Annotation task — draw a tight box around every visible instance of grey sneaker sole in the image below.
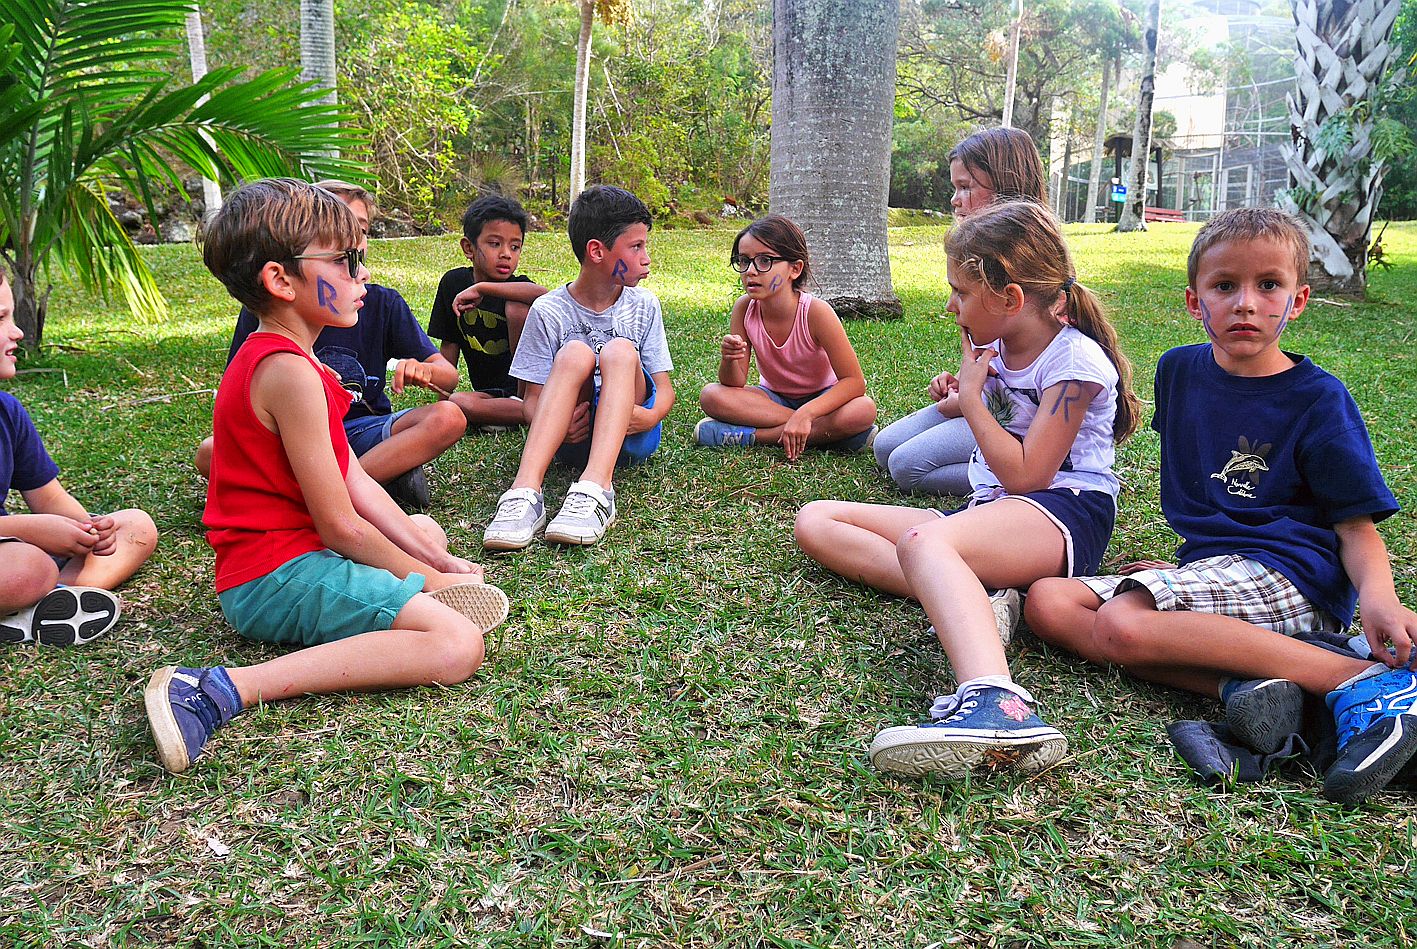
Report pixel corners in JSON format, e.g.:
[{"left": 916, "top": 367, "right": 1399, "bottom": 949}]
[
  {"left": 869, "top": 725, "right": 1068, "bottom": 779},
  {"left": 1225, "top": 678, "right": 1304, "bottom": 754},
  {"left": 990, "top": 588, "right": 1021, "bottom": 646},
  {"left": 144, "top": 666, "right": 192, "bottom": 774},
  {"left": 431, "top": 582, "right": 510, "bottom": 634},
  {"left": 545, "top": 513, "right": 616, "bottom": 546},
  {"left": 482, "top": 510, "right": 547, "bottom": 551},
  {"left": 7, "top": 587, "right": 122, "bottom": 647}
]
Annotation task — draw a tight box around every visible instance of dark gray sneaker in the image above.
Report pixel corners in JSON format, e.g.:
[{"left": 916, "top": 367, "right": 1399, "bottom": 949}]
[
  {"left": 1222, "top": 677, "right": 1305, "bottom": 754},
  {"left": 483, "top": 488, "right": 546, "bottom": 551},
  {"left": 384, "top": 464, "right": 431, "bottom": 512}
]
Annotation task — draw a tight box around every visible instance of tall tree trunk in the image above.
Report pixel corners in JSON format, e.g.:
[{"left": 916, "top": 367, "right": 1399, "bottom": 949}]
[
  {"left": 570, "top": 0, "right": 595, "bottom": 202},
  {"left": 1002, "top": 0, "right": 1023, "bottom": 128},
  {"left": 300, "top": 0, "right": 338, "bottom": 101},
  {"left": 184, "top": 8, "right": 222, "bottom": 217},
  {"left": 1116, "top": 0, "right": 1160, "bottom": 232},
  {"left": 770, "top": 0, "right": 900, "bottom": 319},
  {"left": 1280, "top": 0, "right": 1402, "bottom": 295},
  {"left": 1084, "top": 56, "right": 1112, "bottom": 225},
  {"left": 1056, "top": 107, "right": 1074, "bottom": 220}
]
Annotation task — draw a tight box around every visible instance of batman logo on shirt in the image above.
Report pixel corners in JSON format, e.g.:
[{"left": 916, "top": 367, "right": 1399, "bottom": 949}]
[{"left": 1210, "top": 435, "right": 1271, "bottom": 499}]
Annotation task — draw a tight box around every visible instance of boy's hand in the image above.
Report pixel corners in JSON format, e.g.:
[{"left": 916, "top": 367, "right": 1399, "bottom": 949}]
[
  {"left": 1119, "top": 559, "right": 1176, "bottom": 573},
  {"left": 956, "top": 329, "right": 996, "bottom": 398},
  {"left": 927, "top": 370, "right": 959, "bottom": 403},
  {"left": 782, "top": 408, "right": 813, "bottom": 462},
  {"left": 452, "top": 285, "right": 483, "bottom": 315},
  {"left": 390, "top": 358, "right": 433, "bottom": 394},
  {"left": 424, "top": 564, "right": 486, "bottom": 590},
  {"left": 1360, "top": 600, "right": 1417, "bottom": 668},
  {"left": 565, "top": 401, "right": 592, "bottom": 444},
  {"left": 88, "top": 514, "right": 119, "bottom": 557},
  {"left": 720, "top": 334, "right": 749, "bottom": 362},
  {"left": 26, "top": 514, "right": 101, "bottom": 557}
]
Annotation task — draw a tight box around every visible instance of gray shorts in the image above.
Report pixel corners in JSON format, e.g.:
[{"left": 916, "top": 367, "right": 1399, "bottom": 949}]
[{"left": 1078, "top": 554, "right": 1341, "bottom": 636}]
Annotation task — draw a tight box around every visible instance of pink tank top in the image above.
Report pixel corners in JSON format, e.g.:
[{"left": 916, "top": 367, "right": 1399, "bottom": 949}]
[{"left": 743, "top": 291, "right": 838, "bottom": 398}]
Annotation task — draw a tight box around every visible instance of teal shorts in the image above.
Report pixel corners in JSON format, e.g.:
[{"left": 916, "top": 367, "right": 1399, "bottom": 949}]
[{"left": 218, "top": 549, "right": 426, "bottom": 647}]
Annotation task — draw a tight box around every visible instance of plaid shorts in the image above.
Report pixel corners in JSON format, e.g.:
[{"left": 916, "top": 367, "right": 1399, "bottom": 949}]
[{"left": 1078, "top": 554, "right": 1341, "bottom": 636}]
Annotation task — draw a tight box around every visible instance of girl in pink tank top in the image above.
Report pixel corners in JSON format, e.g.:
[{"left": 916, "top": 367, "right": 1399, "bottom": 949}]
[{"left": 696, "top": 215, "right": 877, "bottom": 461}]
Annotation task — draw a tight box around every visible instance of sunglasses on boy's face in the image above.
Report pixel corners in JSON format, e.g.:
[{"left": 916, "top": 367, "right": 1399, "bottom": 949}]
[
  {"left": 293, "top": 247, "right": 365, "bottom": 279},
  {"left": 729, "top": 254, "right": 789, "bottom": 274}
]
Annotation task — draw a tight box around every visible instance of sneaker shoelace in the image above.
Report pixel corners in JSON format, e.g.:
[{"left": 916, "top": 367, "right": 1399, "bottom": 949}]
[
  {"left": 494, "top": 496, "right": 534, "bottom": 524},
  {"left": 176, "top": 676, "right": 228, "bottom": 734},
  {"left": 560, "top": 490, "right": 605, "bottom": 520},
  {"left": 929, "top": 694, "right": 962, "bottom": 720}
]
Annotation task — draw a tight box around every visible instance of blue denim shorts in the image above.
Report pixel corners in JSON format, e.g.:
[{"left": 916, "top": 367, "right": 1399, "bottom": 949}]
[
  {"left": 752, "top": 384, "right": 828, "bottom": 411},
  {"left": 218, "top": 549, "right": 425, "bottom": 646},
  {"left": 343, "top": 407, "right": 416, "bottom": 457},
  {"left": 555, "top": 368, "right": 661, "bottom": 469}
]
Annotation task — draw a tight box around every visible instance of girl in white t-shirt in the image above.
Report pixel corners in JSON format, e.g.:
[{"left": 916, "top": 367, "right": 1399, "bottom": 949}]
[{"left": 794, "top": 201, "right": 1141, "bottom": 781}]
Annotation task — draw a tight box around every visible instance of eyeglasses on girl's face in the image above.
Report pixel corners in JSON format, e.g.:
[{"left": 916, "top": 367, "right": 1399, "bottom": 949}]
[
  {"left": 729, "top": 253, "right": 789, "bottom": 274},
  {"left": 293, "top": 247, "right": 366, "bottom": 279}
]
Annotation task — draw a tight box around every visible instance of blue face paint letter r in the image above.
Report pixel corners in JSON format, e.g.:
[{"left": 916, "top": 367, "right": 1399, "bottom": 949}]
[
  {"left": 317, "top": 276, "right": 340, "bottom": 316},
  {"left": 611, "top": 259, "right": 628, "bottom": 284}
]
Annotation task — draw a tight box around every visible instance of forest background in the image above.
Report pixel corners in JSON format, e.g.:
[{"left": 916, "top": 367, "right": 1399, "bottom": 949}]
[{"left": 191, "top": 0, "right": 1417, "bottom": 231}]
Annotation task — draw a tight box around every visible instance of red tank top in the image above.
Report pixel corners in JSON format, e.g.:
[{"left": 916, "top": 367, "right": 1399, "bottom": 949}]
[{"left": 204, "top": 332, "right": 353, "bottom": 592}]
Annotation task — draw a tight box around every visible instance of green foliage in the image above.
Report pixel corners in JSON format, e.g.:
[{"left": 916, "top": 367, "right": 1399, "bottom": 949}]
[
  {"left": 0, "top": 0, "right": 366, "bottom": 345},
  {"left": 1377, "top": 0, "right": 1417, "bottom": 219}
]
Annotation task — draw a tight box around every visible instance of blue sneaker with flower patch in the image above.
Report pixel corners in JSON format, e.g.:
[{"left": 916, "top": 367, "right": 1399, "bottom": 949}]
[
  {"left": 1323, "top": 667, "right": 1417, "bottom": 805},
  {"left": 869, "top": 682, "right": 1068, "bottom": 779},
  {"left": 144, "top": 666, "right": 242, "bottom": 774},
  {"left": 694, "top": 417, "right": 756, "bottom": 448}
]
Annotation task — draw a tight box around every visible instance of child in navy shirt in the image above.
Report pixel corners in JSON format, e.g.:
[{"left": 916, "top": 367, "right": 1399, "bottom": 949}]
[
  {"left": 1026, "top": 207, "right": 1417, "bottom": 805},
  {"left": 0, "top": 265, "right": 157, "bottom": 646}
]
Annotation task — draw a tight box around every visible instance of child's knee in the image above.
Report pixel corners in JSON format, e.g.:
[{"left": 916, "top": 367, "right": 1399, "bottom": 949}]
[
  {"left": 794, "top": 500, "right": 844, "bottom": 549},
  {"left": 1023, "top": 577, "right": 1071, "bottom": 628},
  {"left": 0, "top": 542, "right": 60, "bottom": 610},
  {"left": 1093, "top": 601, "right": 1151, "bottom": 665},
  {"left": 424, "top": 399, "right": 469, "bottom": 444},
  {"left": 113, "top": 509, "right": 158, "bottom": 558},
  {"left": 409, "top": 513, "right": 447, "bottom": 548},
  {"left": 597, "top": 337, "right": 641, "bottom": 372},
  {"left": 552, "top": 340, "right": 597, "bottom": 372},
  {"left": 426, "top": 619, "right": 485, "bottom": 684}
]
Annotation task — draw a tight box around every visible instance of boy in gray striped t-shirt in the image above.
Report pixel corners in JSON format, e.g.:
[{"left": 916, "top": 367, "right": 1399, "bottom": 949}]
[{"left": 483, "top": 186, "right": 675, "bottom": 550}]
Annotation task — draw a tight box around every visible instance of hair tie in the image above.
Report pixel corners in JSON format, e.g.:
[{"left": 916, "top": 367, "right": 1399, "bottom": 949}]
[{"left": 1061, "top": 276, "right": 1076, "bottom": 295}]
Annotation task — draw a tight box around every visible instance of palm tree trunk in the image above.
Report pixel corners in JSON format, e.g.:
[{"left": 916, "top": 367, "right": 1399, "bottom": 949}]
[
  {"left": 300, "top": 0, "right": 338, "bottom": 107},
  {"left": 184, "top": 8, "right": 222, "bottom": 217},
  {"left": 1280, "top": 0, "right": 1403, "bottom": 295},
  {"left": 770, "top": 0, "right": 901, "bottom": 319},
  {"left": 569, "top": 0, "right": 595, "bottom": 202},
  {"left": 1002, "top": 0, "right": 1023, "bottom": 128},
  {"left": 1116, "top": 0, "right": 1160, "bottom": 233},
  {"left": 1084, "top": 56, "right": 1112, "bottom": 225}
]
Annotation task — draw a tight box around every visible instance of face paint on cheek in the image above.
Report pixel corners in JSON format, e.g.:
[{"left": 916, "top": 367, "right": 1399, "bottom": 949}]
[
  {"left": 1198, "top": 299, "right": 1217, "bottom": 340},
  {"left": 317, "top": 276, "right": 340, "bottom": 316},
  {"left": 1274, "top": 295, "right": 1294, "bottom": 337},
  {"left": 611, "top": 259, "right": 628, "bottom": 284},
  {"left": 768, "top": 275, "right": 782, "bottom": 292}
]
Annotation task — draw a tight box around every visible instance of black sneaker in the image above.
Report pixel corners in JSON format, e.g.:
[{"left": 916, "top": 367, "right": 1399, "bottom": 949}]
[
  {"left": 1222, "top": 678, "right": 1305, "bottom": 755},
  {"left": 384, "top": 464, "right": 431, "bottom": 512},
  {"left": 0, "top": 587, "right": 121, "bottom": 646}
]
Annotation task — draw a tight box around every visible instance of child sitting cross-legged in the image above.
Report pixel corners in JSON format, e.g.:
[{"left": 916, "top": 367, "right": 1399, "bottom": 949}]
[
  {"left": 695, "top": 214, "right": 877, "bottom": 459},
  {"left": 1026, "top": 207, "right": 1417, "bottom": 805},
  {"left": 481, "top": 185, "right": 674, "bottom": 550},
  {"left": 144, "top": 179, "right": 509, "bottom": 774},
  {"left": 0, "top": 265, "right": 157, "bottom": 646}
]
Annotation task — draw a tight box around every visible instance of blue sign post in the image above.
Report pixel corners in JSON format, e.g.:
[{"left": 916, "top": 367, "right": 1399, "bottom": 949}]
[{"left": 1110, "top": 184, "right": 1127, "bottom": 203}]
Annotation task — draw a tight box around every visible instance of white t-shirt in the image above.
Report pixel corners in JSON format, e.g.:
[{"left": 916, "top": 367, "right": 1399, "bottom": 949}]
[
  {"left": 966, "top": 326, "right": 1120, "bottom": 502},
  {"left": 510, "top": 284, "right": 674, "bottom": 386}
]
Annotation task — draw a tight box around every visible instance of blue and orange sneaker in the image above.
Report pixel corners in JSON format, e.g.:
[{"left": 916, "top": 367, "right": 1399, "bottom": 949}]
[
  {"left": 869, "top": 681, "right": 1068, "bottom": 779},
  {"left": 1323, "top": 667, "right": 1417, "bottom": 805},
  {"left": 144, "top": 666, "right": 242, "bottom": 774},
  {"left": 694, "top": 417, "right": 755, "bottom": 448}
]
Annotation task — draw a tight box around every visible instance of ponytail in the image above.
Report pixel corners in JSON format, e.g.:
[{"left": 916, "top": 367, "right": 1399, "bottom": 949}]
[{"left": 1063, "top": 280, "right": 1141, "bottom": 442}]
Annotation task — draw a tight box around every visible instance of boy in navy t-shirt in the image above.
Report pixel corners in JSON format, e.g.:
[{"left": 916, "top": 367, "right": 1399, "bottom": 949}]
[
  {"left": 0, "top": 266, "right": 157, "bottom": 646},
  {"left": 1026, "top": 208, "right": 1417, "bottom": 805},
  {"left": 428, "top": 195, "right": 547, "bottom": 430}
]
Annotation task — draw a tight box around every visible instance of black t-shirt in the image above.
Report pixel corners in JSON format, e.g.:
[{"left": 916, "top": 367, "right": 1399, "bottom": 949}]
[{"left": 428, "top": 268, "right": 533, "bottom": 394}]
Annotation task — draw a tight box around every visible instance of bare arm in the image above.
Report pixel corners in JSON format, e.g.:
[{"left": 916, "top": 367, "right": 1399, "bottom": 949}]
[
  {"left": 344, "top": 459, "right": 480, "bottom": 582},
  {"left": 716, "top": 297, "right": 752, "bottom": 388},
  {"left": 629, "top": 371, "right": 676, "bottom": 434},
  {"left": 13, "top": 480, "right": 114, "bottom": 556},
  {"left": 795, "top": 299, "right": 868, "bottom": 419},
  {"left": 1336, "top": 515, "right": 1417, "bottom": 667},
  {"left": 390, "top": 351, "right": 459, "bottom": 396}
]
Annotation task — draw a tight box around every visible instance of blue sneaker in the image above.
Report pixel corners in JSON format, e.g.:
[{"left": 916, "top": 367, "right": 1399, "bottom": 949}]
[
  {"left": 1221, "top": 677, "right": 1305, "bottom": 755},
  {"left": 144, "top": 666, "right": 241, "bottom": 774},
  {"left": 1323, "top": 667, "right": 1417, "bottom": 805},
  {"left": 695, "top": 417, "right": 756, "bottom": 448},
  {"left": 869, "top": 682, "right": 1068, "bottom": 778}
]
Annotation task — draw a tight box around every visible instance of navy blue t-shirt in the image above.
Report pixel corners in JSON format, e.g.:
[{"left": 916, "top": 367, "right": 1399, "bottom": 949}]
[
  {"left": 1153, "top": 343, "right": 1398, "bottom": 625},
  {"left": 227, "top": 283, "right": 437, "bottom": 421},
  {"left": 0, "top": 390, "right": 60, "bottom": 511}
]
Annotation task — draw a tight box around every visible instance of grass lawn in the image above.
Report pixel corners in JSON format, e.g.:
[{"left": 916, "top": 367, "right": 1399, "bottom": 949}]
[{"left": 3, "top": 221, "right": 1416, "bottom": 946}]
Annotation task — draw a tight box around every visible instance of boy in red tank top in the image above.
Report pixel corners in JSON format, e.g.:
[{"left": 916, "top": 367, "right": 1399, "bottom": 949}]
[{"left": 144, "top": 178, "right": 510, "bottom": 774}]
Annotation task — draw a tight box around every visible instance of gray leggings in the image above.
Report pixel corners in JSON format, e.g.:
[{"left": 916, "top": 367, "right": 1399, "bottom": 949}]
[{"left": 873, "top": 403, "right": 976, "bottom": 496}]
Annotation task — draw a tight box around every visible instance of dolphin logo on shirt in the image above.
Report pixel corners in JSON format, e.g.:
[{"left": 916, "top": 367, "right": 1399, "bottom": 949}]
[{"left": 1210, "top": 436, "right": 1271, "bottom": 498}]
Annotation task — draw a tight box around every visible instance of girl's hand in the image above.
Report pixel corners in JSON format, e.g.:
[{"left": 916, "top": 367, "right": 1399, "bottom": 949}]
[
  {"left": 721, "top": 334, "right": 749, "bottom": 362},
  {"left": 956, "top": 328, "right": 996, "bottom": 398},
  {"left": 927, "top": 370, "right": 959, "bottom": 403},
  {"left": 781, "top": 408, "right": 813, "bottom": 461}
]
